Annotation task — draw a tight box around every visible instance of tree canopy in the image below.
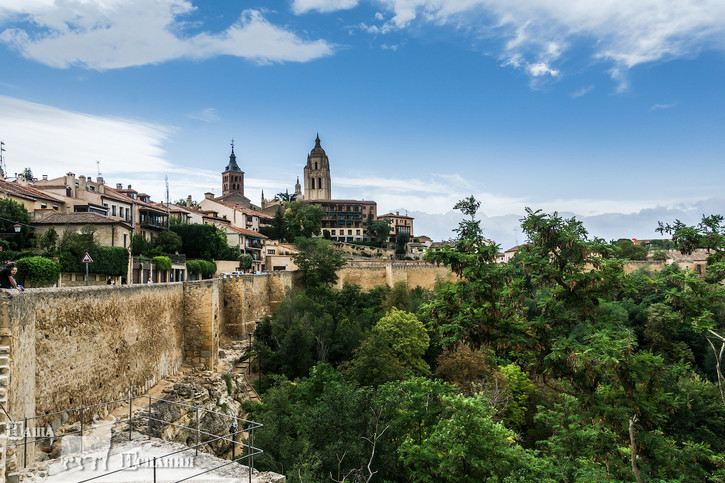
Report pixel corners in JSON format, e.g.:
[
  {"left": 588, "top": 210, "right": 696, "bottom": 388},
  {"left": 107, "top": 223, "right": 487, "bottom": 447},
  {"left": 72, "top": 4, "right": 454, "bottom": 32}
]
[{"left": 246, "top": 197, "right": 725, "bottom": 482}]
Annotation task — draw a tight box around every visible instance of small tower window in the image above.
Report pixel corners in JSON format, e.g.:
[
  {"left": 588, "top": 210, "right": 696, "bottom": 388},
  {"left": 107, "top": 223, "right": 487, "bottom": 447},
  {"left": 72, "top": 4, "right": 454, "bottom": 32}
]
[
  {"left": 311, "top": 178, "right": 315, "bottom": 189},
  {"left": 315, "top": 162, "right": 318, "bottom": 170},
  {"left": 318, "top": 178, "right": 322, "bottom": 190}
]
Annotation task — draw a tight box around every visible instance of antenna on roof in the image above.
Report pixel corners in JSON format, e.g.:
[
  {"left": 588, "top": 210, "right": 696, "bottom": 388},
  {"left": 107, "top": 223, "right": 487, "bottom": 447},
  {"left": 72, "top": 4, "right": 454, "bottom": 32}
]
[{"left": 96, "top": 160, "right": 102, "bottom": 178}]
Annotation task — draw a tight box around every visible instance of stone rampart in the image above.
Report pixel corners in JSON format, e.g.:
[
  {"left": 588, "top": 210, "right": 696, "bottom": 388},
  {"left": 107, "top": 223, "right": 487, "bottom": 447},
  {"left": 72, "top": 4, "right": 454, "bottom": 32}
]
[
  {"left": 335, "top": 263, "right": 456, "bottom": 291},
  {"left": 220, "top": 273, "right": 292, "bottom": 338}
]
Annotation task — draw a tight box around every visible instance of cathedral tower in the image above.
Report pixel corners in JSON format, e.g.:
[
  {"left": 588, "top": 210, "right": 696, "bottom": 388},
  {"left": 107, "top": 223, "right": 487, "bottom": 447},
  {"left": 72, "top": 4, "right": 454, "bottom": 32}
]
[{"left": 303, "top": 134, "right": 331, "bottom": 200}]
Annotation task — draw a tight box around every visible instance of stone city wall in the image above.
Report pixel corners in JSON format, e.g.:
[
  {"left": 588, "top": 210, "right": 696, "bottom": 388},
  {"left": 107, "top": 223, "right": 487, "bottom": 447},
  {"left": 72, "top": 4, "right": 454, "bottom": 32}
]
[
  {"left": 220, "top": 272, "right": 295, "bottom": 338},
  {"left": 1, "top": 271, "right": 294, "bottom": 424},
  {"left": 334, "top": 263, "right": 457, "bottom": 291}
]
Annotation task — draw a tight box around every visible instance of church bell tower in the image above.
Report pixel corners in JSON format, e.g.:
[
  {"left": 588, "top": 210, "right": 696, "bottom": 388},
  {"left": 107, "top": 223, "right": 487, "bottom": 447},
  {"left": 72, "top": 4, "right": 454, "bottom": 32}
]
[{"left": 222, "top": 140, "right": 244, "bottom": 197}]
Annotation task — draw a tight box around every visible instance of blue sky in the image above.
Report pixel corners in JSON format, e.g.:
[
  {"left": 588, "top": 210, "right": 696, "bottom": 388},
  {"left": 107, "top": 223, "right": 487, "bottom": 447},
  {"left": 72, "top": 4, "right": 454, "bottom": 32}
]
[{"left": 0, "top": 0, "right": 724, "bottom": 247}]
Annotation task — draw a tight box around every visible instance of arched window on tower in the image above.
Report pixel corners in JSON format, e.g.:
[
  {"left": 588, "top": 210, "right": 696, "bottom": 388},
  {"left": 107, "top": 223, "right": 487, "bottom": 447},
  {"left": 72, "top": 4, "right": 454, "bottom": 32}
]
[
  {"left": 318, "top": 178, "right": 322, "bottom": 190},
  {"left": 315, "top": 162, "right": 318, "bottom": 170},
  {"left": 311, "top": 178, "right": 315, "bottom": 189}
]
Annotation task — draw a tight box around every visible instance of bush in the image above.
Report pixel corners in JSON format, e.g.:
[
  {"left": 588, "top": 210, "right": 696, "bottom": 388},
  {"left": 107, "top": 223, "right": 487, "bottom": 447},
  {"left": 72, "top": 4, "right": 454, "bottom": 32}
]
[
  {"left": 198, "top": 260, "right": 217, "bottom": 277},
  {"left": 186, "top": 260, "right": 199, "bottom": 276},
  {"left": 17, "top": 256, "right": 60, "bottom": 287},
  {"left": 60, "top": 246, "right": 128, "bottom": 276},
  {"left": 152, "top": 256, "right": 172, "bottom": 272},
  {"left": 186, "top": 259, "right": 217, "bottom": 278}
]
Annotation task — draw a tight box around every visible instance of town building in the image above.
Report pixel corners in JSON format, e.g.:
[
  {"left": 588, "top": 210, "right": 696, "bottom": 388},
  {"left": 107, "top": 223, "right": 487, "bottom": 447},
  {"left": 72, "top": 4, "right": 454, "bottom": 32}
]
[
  {"left": 308, "top": 199, "right": 378, "bottom": 242},
  {"left": 33, "top": 173, "right": 169, "bottom": 246},
  {"left": 378, "top": 211, "right": 414, "bottom": 241}
]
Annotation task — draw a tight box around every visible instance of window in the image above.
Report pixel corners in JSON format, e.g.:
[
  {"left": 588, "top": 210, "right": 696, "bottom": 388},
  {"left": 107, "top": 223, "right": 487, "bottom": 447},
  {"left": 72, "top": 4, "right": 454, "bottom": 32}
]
[
  {"left": 267, "top": 249, "right": 276, "bottom": 255},
  {"left": 348, "top": 230, "right": 352, "bottom": 235},
  {"left": 331, "top": 230, "right": 336, "bottom": 235},
  {"left": 52, "top": 205, "right": 58, "bottom": 211},
  {"left": 40, "top": 202, "right": 47, "bottom": 209},
  {"left": 318, "top": 178, "right": 322, "bottom": 189},
  {"left": 112, "top": 206, "right": 116, "bottom": 216},
  {"left": 311, "top": 178, "right": 315, "bottom": 189},
  {"left": 315, "top": 162, "right": 318, "bottom": 169},
  {"left": 356, "top": 230, "right": 360, "bottom": 235},
  {"left": 123, "top": 234, "right": 127, "bottom": 248}
]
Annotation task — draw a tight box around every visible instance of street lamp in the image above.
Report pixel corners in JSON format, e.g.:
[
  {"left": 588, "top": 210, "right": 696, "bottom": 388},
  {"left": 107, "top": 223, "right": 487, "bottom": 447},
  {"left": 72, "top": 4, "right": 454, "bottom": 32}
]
[{"left": 13, "top": 223, "right": 20, "bottom": 233}]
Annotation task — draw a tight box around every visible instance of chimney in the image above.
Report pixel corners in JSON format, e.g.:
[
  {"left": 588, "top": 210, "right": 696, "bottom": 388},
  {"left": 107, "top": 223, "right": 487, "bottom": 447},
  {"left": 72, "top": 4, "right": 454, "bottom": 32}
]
[
  {"left": 78, "top": 175, "right": 87, "bottom": 190},
  {"left": 116, "top": 183, "right": 123, "bottom": 190},
  {"left": 186, "top": 195, "right": 192, "bottom": 207},
  {"left": 42, "top": 175, "right": 48, "bottom": 181},
  {"left": 127, "top": 184, "right": 132, "bottom": 189},
  {"left": 204, "top": 192, "right": 214, "bottom": 200}
]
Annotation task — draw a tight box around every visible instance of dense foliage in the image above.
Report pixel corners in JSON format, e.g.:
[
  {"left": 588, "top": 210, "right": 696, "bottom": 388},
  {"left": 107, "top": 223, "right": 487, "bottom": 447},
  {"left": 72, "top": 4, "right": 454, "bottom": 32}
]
[
  {"left": 293, "top": 237, "right": 347, "bottom": 288},
  {"left": 152, "top": 256, "right": 172, "bottom": 272},
  {"left": 56, "top": 230, "right": 128, "bottom": 276},
  {"left": 245, "top": 198, "right": 725, "bottom": 482},
  {"left": 259, "top": 201, "right": 324, "bottom": 242},
  {"left": 16, "top": 256, "right": 60, "bottom": 287},
  {"left": 0, "top": 198, "right": 33, "bottom": 250},
  {"left": 171, "top": 224, "right": 238, "bottom": 260},
  {"left": 186, "top": 259, "right": 217, "bottom": 278}
]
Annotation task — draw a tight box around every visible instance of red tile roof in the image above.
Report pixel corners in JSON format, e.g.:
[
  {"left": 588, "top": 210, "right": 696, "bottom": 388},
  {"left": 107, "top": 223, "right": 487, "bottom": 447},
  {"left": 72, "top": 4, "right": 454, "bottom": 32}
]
[{"left": 34, "top": 212, "right": 131, "bottom": 226}]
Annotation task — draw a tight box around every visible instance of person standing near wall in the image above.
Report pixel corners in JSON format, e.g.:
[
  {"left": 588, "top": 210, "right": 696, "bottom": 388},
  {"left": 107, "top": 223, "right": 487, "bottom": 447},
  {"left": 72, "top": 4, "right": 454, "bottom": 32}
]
[{"left": 0, "top": 262, "right": 24, "bottom": 291}]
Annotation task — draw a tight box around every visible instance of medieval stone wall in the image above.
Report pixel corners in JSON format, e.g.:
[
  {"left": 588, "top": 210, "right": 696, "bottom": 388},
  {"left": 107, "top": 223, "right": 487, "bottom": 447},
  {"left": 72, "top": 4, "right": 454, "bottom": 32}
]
[
  {"left": 220, "top": 272, "right": 294, "bottom": 338},
  {"left": 335, "top": 263, "right": 456, "bottom": 291}
]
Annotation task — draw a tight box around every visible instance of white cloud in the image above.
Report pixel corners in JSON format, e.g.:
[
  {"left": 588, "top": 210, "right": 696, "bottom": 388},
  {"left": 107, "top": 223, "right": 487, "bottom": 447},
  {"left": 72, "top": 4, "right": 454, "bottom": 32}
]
[
  {"left": 0, "top": 95, "right": 173, "bottom": 175},
  {"left": 0, "top": 2, "right": 334, "bottom": 69},
  {"left": 372, "top": 0, "right": 725, "bottom": 84},
  {"left": 651, "top": 102, "right": 677, "bottom": 111},
  {"left": 186, "top": 108, "right": 220, "bottom": 123},
  {"left": 291, "top": 0, "right": 359, "bottom": 15},
  {"left": 570, "top": 85, "right": 594, "bottom": 98}
]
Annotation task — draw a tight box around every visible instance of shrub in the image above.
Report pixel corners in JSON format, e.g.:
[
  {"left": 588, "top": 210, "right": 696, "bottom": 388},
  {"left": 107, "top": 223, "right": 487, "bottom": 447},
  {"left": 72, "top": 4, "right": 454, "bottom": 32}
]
[
  {"left": 152, "top": 256, "right": 172, "bottom": 272},
  {"left": 198, "top": 260, "right": 217, "bottom": 277},
  {"left": 186, "top": 259, "right": 217, "bottom": 278},
  {"left": 186, "top": 260, "right": 200, "bottom": 276},
  {"left": 17, "top": 256, "right": 60, "bottom": 287}
]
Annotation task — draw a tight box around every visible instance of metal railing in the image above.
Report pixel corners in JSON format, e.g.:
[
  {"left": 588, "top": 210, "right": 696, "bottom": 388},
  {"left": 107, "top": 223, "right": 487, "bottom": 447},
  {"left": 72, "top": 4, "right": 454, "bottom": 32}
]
[{"left": 8, "top": 393, "right": 263, "bottom": 483}]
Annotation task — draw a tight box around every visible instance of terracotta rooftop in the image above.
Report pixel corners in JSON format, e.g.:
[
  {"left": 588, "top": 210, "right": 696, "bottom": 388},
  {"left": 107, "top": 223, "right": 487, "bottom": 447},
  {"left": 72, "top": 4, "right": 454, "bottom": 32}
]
[
  {"left": 0, "top": 179, "right": 66, "bottom": 203},
  {"left": 223, "top": 225, "right": 268, "bottom": 238},
  {"left": 34, "top": 212, "right": 131, "bottom": 226}
]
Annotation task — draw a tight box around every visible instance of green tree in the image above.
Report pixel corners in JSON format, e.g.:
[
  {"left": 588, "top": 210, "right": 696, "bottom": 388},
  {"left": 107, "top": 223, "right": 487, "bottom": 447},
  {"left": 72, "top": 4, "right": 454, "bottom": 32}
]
[
  {"left": 284, "top": 201, "right": 324, "bottom": 240},
  {"left": 259, "top": 206, "right": 287, "bottom": 241},
  {"left": 614, "top": 238, "right": 649, "bottom": 260},
  {"left": 238, "top": 253, "right": 253, "bottom": 272},
  {"left": 276, "top": 189, "right": 296, "bottom": 202},
  {"left": 129, "top": 232, "right": 150, "bottom": 257},
  {"left": 37, "top": 226, "right": 59, "bottom": 253},
  {"left": 152, "top": 229, "right": 182, "bottom": 254},
  {"left": 658, "top": 214, "right": 725, "bottom": 282},
  {"left": 367, "top": 218, "right": 391, "bottom": 246},
  {"left": 170, "top": 224, "right": 229, "bottom": 260},
  {"left": 343, "top": 308, "right": 430, "bottom": 386},
  {"left": 399, "top": 393, "right": 553, "bottom": 482},
  {"left": 0, "top": 198, "right": 32, "bottom": 250},
  {"left": 293, "top": 237, "right": 346, "bottom": 288},
  {"left": 395, "top": 232, "right": 409, "bottom": 257}
]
